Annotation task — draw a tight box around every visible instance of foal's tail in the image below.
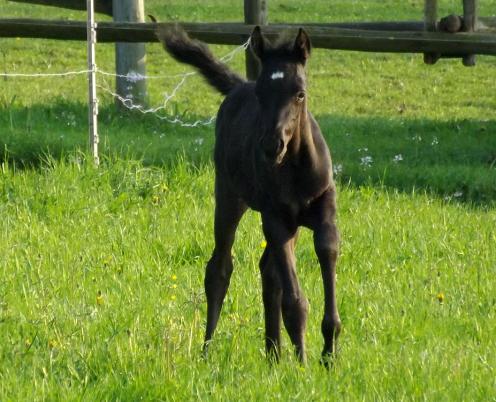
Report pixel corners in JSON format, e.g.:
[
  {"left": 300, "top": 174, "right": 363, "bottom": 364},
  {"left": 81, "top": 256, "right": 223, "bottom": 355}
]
[{"left": 157, "top": 25, "right": 246, "bottom": 96}]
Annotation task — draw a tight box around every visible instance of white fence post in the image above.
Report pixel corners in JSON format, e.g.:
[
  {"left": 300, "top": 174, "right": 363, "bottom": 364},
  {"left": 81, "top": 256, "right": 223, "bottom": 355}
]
[{"left": 87, "top": 0, "right": 99, "bottom": 165}]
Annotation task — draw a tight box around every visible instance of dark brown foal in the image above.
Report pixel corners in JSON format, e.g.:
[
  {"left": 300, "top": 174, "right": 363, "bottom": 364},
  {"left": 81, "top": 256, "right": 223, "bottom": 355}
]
[{"left": 159, "top": 25, "right": 341, "bottom": 364}]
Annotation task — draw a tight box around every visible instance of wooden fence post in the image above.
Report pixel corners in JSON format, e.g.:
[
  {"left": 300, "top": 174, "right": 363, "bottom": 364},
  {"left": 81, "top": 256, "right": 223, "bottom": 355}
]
[
  {"left": 462, "top": 0, "right": 478, "bottom": 66},
  {"left": 113, "top": 0, "right": 147, "bottom": 108},
  {"left": 244, "top": 0, "right": 267, "bottom": 80},
  {"left": 423, "top": 0, "right": 440, "bottom": 64}
]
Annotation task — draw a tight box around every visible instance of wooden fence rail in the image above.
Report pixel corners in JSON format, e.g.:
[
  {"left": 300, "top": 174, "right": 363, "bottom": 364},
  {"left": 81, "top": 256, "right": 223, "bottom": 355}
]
[{"left": 1, "top": 19, "right": 496, "bottom": 56}]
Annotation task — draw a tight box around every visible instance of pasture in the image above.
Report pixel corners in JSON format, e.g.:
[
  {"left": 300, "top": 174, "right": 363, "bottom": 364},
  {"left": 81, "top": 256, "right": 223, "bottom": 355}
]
[{"left": 1, "top": 0, "right": 495, "bottom": 400}]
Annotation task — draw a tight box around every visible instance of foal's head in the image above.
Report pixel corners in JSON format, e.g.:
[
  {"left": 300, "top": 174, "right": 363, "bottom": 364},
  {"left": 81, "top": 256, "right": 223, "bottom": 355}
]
[{"left": 250, "top": 27, "right": 312, "bottom": 165}]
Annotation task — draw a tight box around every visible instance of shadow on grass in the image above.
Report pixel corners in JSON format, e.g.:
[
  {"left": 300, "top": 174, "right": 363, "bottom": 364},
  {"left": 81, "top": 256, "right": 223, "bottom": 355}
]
[
  {"left": 318, "top": 114, "right": 496, "bottom": 205},
  {"left": 1, "top": 102, "right": 495, "bottom": 205},
  {"left": 0, "top": 100, "right": 215, "bottom": 168}
]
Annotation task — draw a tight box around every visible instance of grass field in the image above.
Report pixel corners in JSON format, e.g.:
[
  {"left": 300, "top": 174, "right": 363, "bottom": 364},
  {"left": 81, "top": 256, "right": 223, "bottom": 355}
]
[{"left": 1, "top": 1, "right": 496, "bottom": 400}]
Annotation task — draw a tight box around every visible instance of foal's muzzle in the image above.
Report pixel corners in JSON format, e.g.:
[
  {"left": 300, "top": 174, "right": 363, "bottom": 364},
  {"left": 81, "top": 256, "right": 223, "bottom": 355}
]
[{"left": 262, "top": 137, "right": 285, "bottom": 163}]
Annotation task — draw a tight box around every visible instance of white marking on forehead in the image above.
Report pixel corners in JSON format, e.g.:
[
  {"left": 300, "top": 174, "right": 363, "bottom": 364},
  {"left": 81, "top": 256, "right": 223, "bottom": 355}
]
[{"left": 270, "top": 71, "right": 284, "bottom": 80}]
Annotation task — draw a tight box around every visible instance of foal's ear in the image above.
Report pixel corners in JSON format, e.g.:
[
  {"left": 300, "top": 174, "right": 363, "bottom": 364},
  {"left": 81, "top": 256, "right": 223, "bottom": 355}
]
[
  {"left": 293, "top": 28, "right": 312, "bottom": 63},
  {"left": 250, "top": 26, "right": 267, "bottom": 61}
]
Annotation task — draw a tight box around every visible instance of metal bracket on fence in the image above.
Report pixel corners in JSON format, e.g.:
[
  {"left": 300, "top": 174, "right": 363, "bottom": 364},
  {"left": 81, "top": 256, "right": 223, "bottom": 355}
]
[{"left": 424, "top": 0, "right": 481, "bottom": 66}]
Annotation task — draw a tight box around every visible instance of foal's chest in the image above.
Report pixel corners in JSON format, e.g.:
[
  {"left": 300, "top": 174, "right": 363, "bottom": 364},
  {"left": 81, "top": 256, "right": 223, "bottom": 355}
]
[{"left": 263, "top": 163, "right": 331, "bottom": 212}]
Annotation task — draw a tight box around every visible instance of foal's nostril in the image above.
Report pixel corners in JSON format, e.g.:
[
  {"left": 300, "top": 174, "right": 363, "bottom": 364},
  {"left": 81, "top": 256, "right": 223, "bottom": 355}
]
[
  {"left": 263, "top": 148, "right": 276, "bottom": 159},
  {"left": 263, "top": 138, "right": 284, "bottom": 159}
]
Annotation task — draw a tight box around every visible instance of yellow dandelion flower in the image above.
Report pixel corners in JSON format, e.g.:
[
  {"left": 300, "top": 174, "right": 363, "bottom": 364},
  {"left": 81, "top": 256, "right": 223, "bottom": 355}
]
[
  {"left": 171, "top": 274, "right": 177, "bottom": 281},
  {"left": 96, "top": 291, "right": 104, "bottom": 306},
  {"left": 260, "top": 240, "right": 267, "bottom": 249},
  {"left": 437, "top": 292, "right": 445, "bottom": 304},
  {"left": 171, "top": 295, "right": 176, "bottom": 301},
  {"left": 172, "top": 284, "right": 177, "bottom": 289}
]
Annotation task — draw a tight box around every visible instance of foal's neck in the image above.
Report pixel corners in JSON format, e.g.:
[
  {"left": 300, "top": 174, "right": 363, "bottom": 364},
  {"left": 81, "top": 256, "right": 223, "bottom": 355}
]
[{"left": 291, "top": 106, "right": 318, "bottom": 165}]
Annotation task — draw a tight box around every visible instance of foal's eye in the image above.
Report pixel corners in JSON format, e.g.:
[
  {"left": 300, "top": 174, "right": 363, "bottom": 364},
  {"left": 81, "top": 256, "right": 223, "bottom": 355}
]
[{"left": 296, "top": 91, "right": 305, "bottom": 102}]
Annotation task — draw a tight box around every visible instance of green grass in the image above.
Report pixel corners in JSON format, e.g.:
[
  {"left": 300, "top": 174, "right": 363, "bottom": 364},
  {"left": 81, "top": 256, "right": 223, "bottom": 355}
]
[
  {"left": 1, "top": 157, "right": 495, "bottom": 400},
  {"left": 1, "top": 1, "right": 496, "bottom": 400}
]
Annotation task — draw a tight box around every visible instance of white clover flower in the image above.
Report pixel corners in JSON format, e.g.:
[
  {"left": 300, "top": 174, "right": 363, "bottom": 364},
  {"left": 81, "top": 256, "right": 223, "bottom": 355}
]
[
  {"left": 333, "top": 163, "right": 343, "bottom": 176},
  {"left": 360, "top": 156, "right": 373, "bottom": 167}
]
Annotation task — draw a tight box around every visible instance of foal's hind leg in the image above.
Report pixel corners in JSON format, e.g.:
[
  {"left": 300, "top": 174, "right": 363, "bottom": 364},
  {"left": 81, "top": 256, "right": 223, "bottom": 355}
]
[
  {"left": 279, "top": 236, "right": 308, "bottom": 364},
  {"left": 259, "top": 247, "right": 282, "bottom": 361},
  {"left": 203, "top": 183, "right": 246, "bottom": 353}
]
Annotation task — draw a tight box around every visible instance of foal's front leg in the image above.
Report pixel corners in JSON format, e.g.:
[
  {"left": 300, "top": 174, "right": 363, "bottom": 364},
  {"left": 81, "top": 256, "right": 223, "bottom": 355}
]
[
  {"left": 262, "top": 214, "right": 308, "bottom": 363},
  {"left": 306, "top": 189, "right": 341, "bottom": 365}
]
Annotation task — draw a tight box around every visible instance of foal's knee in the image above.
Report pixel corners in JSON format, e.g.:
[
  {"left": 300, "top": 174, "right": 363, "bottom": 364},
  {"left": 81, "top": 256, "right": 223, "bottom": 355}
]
[
  {"left": 314, "top": 224, "right": 339, "bottom": 258},
  {"left": 204, "top": 251, "right": 233, "bottom": 296}
]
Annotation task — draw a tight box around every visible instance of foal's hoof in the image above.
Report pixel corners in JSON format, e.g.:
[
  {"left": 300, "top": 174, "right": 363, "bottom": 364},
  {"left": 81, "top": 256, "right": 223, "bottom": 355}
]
[
  {"left": 319, "top": 351, "right": 337, "bottom": 370},
  {"left": 201, "top": 341, "right": 211, "bottom": 360},
  {"left": 266, "top": 350, "right": 280, "bottom": 366}
]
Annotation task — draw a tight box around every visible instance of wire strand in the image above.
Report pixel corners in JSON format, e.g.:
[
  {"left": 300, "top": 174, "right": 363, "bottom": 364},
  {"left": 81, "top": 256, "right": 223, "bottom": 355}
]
[
  {"left": 0, "top": 70, "right": 91, "bottom": 77},
  {"left": 1, "top": 39, "right": 250, "bottom": 128}
]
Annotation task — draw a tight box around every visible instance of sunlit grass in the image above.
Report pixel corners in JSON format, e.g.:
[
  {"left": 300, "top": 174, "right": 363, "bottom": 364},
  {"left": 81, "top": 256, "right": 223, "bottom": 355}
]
[{"left": 1, "top": 156, "right": 495, "bottom": 400}]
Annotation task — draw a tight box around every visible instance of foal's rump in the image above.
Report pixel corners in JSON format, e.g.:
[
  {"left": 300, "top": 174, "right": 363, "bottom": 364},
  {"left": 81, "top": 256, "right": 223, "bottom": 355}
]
[{"left": 214, "top": 83, "right": 262, "bottom": 204}]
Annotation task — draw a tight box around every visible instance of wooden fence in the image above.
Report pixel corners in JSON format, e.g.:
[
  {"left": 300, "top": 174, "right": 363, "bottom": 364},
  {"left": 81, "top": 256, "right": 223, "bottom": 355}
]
[
  {"left": 2, "top": 0, "right": 494, "bottom": 164},
  {"left": 2, "top": 19, "right": 496, "bottom": 50},
  {"left": 3, "top": 1, "right": 496, "bottom": 76},
  {"left": 2, "top": 0, "right": 495, "bottom": 100}
]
